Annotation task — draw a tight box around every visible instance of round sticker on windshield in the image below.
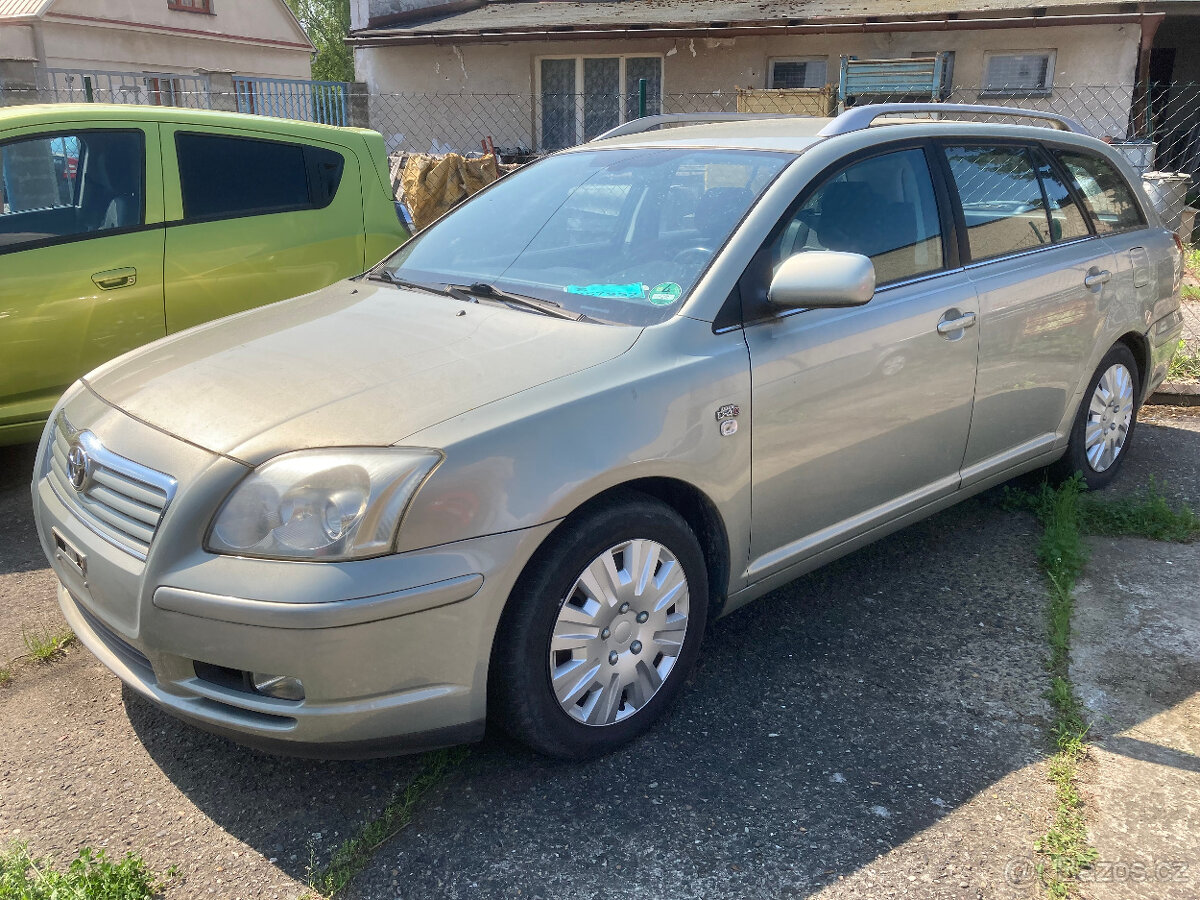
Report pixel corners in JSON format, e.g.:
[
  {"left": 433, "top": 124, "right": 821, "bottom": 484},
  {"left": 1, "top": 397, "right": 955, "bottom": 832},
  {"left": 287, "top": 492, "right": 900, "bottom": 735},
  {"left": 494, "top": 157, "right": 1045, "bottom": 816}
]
[{"left": 648, "top": 282, "right": 682, "bottom": 305}]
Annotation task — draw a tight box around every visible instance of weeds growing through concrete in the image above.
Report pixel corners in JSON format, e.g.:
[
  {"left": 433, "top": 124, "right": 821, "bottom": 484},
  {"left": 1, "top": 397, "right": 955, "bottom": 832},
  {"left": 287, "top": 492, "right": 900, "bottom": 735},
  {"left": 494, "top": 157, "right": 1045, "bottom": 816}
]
[
  {"left": 307, "top": 747, "right": 470, "bottom": 897},
  {"left": 21, "top": 622, "right": 75, "bottom": 663},
  {"left": 0, "top": 842, "right": 175, "bottom": 899}
]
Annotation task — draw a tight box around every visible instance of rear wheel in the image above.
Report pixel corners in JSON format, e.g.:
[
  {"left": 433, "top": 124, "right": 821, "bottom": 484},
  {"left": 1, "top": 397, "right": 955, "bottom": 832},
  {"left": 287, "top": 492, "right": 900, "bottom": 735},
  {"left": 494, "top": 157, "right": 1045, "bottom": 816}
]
[
  {"left": 1054, "top": 344, "right": 1140, "bottom": 489},
  {"left": 490, "top": 493, "right": 708, "bottom": 759}
]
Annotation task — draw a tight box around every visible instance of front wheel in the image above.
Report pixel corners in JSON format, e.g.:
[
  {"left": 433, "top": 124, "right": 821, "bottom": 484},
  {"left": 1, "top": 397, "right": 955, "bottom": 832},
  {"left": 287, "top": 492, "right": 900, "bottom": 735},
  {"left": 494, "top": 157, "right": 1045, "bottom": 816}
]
[
  {"left": 490, "top": 493, "right": 708, "bottom": 759},
  {"left": 1053, "top": 344, "right": 1140, "bottom": 489}
]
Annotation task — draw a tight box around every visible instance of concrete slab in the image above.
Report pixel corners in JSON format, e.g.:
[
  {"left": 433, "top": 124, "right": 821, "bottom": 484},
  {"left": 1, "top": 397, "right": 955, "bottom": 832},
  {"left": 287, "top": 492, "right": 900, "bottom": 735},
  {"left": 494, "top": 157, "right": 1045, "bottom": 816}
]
[{"left": 1072, "top": 534, "right": 1200, "bottom": 900}]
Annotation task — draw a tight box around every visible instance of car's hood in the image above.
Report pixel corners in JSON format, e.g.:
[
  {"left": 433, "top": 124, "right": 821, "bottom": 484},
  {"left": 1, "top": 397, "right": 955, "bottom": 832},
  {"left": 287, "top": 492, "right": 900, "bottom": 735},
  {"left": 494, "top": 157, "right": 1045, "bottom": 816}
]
[{"left": 84, "top": 281, "right": 640, "bottom": 462}]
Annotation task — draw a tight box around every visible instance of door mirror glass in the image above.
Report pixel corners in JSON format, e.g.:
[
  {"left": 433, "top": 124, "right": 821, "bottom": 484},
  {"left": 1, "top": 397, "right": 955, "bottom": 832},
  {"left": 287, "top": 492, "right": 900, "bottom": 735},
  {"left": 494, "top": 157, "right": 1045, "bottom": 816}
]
[{"left": 767, "top": 251, "right": 876, "bottom": 310}]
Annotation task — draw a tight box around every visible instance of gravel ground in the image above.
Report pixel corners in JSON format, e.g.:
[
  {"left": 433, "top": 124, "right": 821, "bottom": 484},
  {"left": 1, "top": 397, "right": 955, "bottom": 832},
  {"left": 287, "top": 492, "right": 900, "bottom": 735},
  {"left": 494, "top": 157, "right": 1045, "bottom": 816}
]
[{"left": 0, "top": 410, "right": 1197, "bottom": 898}]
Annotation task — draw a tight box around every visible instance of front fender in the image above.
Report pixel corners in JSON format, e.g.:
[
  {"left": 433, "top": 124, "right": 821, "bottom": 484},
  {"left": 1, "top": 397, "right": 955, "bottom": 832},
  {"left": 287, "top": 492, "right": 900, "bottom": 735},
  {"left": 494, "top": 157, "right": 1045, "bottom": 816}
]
[{"left": 394, "top": 318, "right": 754, "bottom": 588}]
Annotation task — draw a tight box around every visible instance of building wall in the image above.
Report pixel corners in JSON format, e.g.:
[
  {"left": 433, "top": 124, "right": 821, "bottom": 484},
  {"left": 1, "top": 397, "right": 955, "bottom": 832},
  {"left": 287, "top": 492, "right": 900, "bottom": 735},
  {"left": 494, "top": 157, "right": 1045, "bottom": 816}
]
[
  {"left": 32, "top": 0, "right": 313, "bottom": 78},
  {"left": 357, "top": 23, "right": 1142, "bottom": 151}
]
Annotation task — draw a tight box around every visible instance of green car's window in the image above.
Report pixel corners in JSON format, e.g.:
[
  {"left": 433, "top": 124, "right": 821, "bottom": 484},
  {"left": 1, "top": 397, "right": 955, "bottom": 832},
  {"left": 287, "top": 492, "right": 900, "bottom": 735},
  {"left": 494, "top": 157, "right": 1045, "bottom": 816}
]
[
  {"left": 383, "top": 147, "right": 791, "bottom": 326},
  {"left": 176, "top": 133, "right": 345, "bottom": 222},
  {"left": 1057, "top": 150, "right": 1145, "bottom": 234},
  {"left": 0, "top": 130, "right": 144, "bottom": 252}
]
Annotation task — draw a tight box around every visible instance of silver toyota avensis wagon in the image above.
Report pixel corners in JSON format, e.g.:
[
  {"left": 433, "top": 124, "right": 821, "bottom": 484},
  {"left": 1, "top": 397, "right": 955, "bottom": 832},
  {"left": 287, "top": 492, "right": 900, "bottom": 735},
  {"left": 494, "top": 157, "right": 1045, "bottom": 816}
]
[{"left": 33, "top": 105, "right": 1185, "bottom": 759}]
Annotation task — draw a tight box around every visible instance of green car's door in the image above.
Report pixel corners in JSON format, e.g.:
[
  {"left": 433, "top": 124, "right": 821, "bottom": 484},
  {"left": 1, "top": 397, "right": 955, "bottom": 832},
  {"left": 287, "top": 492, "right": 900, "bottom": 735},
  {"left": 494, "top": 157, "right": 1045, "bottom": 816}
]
[
  {"left": 0, "top": 124, "right": 166, "bottom": 444},
  {"left": 161, "top": 126, "right": 366, "bottom": 333}
]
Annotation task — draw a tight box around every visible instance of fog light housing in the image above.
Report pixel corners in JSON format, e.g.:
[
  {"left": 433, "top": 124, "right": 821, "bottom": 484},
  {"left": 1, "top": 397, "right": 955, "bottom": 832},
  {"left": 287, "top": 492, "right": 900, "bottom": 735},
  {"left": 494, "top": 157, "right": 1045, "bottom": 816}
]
[{"left": 251, "top": 673, "right": 305, "bottom": 701}]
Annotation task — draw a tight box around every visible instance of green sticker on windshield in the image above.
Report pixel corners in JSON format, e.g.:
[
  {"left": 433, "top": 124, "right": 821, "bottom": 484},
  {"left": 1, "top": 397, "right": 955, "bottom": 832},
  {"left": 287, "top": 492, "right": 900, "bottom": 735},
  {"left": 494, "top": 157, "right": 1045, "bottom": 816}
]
[{"left": 647, "top": 282, "right": 682, "bottom": 305}]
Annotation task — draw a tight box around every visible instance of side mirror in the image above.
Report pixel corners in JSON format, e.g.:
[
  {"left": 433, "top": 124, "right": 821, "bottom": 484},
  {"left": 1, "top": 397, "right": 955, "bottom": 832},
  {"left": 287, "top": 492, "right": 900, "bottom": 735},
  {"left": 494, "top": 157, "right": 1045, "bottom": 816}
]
[{"left": 767, "top": 251, "right": 876, "bottom": 311}]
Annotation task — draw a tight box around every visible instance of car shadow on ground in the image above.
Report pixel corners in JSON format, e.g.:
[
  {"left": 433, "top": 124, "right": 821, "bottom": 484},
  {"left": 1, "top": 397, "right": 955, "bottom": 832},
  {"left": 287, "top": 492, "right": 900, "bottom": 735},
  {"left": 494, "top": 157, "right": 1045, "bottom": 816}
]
[
  {"left": 128, "top": 491, "right": 1054, "bottom": 896},
  {"left": 0, "top": 442, "right": 47, "bottom": 576}
]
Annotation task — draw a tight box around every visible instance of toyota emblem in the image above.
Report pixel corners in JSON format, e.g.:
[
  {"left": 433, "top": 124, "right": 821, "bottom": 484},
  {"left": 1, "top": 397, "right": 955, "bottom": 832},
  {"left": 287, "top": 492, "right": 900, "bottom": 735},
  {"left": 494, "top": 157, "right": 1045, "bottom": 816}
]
[{"left": 67, "top": 443, "right": 91, "bottom": 492}]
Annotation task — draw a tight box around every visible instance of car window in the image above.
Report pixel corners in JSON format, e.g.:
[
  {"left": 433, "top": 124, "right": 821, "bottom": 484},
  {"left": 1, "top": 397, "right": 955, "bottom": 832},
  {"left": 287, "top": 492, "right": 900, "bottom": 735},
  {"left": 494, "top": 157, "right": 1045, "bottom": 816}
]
[
  {"left": 384, "top": 147, "right": 791, "bottom": 326},
  {"left": 774, "top": 147, "right": 944, "bottom": 285},
  {"left": 175, "top": 133, "right": 345, "bottom": 222},
  {"left": 1033, "top": 149, "right": 1091, "bottom": 242},
  {"left": 1057, "top": 150, "right": 1144, "bottom": 234},
  {"left": 944, "top": 145, "right": 1057, "bottom": 261},
  {"left": 0, "top": 130, "right": 144, "bottom": 251}
]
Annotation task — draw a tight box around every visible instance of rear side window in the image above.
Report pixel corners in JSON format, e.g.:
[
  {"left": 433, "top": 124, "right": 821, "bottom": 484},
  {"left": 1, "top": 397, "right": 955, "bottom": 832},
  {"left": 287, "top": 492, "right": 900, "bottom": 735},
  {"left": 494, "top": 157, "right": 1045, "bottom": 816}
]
[
  {"left": 0, "top": 130, "right": 144, "bottom": 251},
  {"left": 944, "top": 145, "right": 1052, "bottom": 261},
  {"left": 176, "top": 133, "right": 345, "bottom": 222},
  {"left": 1057, "top": 150, "right": 1144, "bottom": 234},
  {"left": 776, "top": 147, "right": 945, "bottom": 285},
  {"left": 1032, "top": 149, "right": 1090, "bottom": 242}
]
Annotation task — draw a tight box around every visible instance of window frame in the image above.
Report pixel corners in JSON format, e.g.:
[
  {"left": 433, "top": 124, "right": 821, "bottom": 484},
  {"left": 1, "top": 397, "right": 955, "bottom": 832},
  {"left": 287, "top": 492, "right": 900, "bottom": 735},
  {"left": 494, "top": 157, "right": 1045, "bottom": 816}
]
[
  {"left": 172, "top": 131, "right": 345, "bottom": 225},
  {"left": 731, "top": 138, "right": 961, "bottom": 329},
  {"left": 932, "top": 138, "right": 1111, "bottom": 268},
  {"left": 766, "top": 57, "right": 830, "bottom": 90},
  {"left": 167, "top": 0, "right": 214, "bottom": 14},
  {"left": 0, "top": 127, "right": 149, "bottom": 257},
  {"left": 1052, "top": 147, "right": 1149, "bottom": 237},
  {"left": 980, "top": 49, "right": 1056, "bottom": 97},
  {"left": 534, "top": 53, "right": 666, "bottom": 149}
]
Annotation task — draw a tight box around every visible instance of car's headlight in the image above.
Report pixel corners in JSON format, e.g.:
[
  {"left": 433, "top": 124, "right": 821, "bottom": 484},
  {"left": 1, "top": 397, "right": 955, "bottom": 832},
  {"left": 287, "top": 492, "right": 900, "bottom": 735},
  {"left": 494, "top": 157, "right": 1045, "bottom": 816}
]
[{"left": 206, "top": 448, "right": 441, "bottom": 561}]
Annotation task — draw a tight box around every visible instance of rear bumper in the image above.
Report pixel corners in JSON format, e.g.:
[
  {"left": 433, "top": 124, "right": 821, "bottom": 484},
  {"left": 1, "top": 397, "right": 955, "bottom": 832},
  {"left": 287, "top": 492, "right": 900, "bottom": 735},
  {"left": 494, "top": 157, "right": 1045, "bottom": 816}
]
[{"left": 1147, "top": 309, "right": 1185, "bottom": 399}]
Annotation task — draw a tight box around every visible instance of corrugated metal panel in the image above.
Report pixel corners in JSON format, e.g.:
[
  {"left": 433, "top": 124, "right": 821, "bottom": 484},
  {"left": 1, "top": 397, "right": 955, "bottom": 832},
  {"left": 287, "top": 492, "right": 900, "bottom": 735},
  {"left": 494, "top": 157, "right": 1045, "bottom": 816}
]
[{"left": 0, "top": 0, "right": 52, "bottom": 19}]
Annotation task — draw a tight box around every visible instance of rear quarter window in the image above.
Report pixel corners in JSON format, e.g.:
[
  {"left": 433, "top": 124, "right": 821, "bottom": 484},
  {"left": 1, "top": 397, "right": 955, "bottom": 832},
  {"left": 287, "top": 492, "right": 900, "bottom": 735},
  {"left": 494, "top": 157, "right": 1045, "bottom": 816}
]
[
  {"left": 175, "top": 132, "right": 345, "bottom": 222},
  {"left": 1056, "top": 150, "right": 1145, "bottom": 234}
]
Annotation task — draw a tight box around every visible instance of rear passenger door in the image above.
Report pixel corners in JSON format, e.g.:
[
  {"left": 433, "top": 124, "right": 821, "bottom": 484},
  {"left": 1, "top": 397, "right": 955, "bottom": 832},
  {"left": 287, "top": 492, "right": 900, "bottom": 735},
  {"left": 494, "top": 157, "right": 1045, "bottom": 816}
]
[
  {"left": 943, "top": 142, "right": 1118, "bottom": 483},
  {"left": 1056, "top": 149, "right": 1166, "bottom": 327},
  {"left": 161, "top": 127, "right": 363, "bottom": 333}
]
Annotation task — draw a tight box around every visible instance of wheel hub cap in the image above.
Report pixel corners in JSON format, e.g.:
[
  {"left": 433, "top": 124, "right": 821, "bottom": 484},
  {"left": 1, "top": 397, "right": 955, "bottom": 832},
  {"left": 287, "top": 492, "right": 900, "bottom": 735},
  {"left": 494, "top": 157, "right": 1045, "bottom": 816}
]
[
  {"left": 1084, "top": 363, "right": 1134, "bottom": 473},
  {"left": 548, "top": 538, "right": 690, "bottom": 727}
]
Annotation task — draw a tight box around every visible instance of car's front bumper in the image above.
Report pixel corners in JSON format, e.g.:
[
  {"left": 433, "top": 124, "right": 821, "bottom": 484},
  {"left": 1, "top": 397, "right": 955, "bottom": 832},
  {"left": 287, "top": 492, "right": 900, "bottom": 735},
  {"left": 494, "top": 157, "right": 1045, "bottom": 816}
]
[{"left": 33, "top": 387, "right": 557, "bottom": 757}]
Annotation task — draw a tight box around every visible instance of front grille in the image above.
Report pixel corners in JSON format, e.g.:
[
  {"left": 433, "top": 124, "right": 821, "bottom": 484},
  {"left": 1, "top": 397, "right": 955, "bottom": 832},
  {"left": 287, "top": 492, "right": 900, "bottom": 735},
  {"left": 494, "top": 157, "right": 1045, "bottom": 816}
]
[{"left": 46, "top": 414, "right": 177, "bottom": 560}]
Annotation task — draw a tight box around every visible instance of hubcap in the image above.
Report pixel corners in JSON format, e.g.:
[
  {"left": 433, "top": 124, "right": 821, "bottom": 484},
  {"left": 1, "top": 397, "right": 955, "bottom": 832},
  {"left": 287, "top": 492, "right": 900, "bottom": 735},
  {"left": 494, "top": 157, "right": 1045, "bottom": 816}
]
[
  {"left": 1084, "top": 363, "right": 1134, "bottom": 473},
  {"left": 547, "top": 539, "right": 690, "bottom": 727}
]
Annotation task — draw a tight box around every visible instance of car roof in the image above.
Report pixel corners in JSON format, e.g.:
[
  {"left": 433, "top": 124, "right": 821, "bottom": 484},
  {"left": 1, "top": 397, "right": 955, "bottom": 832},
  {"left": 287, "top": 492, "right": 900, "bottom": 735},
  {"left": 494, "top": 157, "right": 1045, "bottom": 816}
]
[{"left": 0, "top": 103, "right": 372, "bottom": 141}]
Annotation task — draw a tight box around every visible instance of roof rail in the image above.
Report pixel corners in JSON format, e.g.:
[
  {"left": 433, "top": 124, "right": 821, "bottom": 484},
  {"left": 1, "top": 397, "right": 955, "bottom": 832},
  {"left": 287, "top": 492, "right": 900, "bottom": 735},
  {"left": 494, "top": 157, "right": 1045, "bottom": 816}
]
[
  {"left": 591, "top": 112, "right": 790, "bottom": 142},
  {"left": 817, "top": 103, "right": 1088, "bottom": 136}
]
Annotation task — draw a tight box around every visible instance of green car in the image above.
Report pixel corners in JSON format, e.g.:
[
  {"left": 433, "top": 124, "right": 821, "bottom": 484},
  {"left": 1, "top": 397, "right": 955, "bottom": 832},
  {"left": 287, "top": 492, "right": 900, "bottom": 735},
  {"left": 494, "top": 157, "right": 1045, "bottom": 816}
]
[{"left": 0, "top": 105, "right": 408, "bottom": 446}]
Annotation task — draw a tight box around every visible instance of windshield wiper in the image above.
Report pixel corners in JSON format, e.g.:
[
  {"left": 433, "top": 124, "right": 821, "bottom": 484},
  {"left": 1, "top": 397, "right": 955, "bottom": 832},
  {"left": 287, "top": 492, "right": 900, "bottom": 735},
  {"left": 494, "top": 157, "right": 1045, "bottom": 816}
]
[
  {"left": 446, "top": 282, "right": 589, "bottom": 322},
  {"left": 367, "top": 269, "right": 449, "bottom": 297}
]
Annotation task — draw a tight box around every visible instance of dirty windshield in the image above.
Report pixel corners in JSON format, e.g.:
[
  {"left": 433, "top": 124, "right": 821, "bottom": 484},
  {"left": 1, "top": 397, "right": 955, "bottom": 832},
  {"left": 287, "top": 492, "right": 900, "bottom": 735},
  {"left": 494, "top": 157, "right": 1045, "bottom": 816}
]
[{"left": 381, "top": 147, "right": 791, "bottom": 325}]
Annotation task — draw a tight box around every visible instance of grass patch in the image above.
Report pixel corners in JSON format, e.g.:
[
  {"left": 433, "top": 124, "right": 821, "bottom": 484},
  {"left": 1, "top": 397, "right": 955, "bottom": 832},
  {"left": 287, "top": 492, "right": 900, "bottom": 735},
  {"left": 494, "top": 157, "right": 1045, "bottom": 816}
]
[
  {"left": 0, "top": 668, "right": 11, "bottom": 688},
  {"left": 0, "top": 842, "right": 175, "bottom": 899},
  {"left": 21, "top": 623, "right": 75, "bottom": 663},
  {"left": 1007, "top": 475, "right": 1098, "bottom": 897},
  {"left": 1167, "top": 340, "right": 1200, "bottom": 382},
  {"left": 307, "top": 747, "right": 469, "bottom": 897},
  {"left": 1079, "top": 479, "right": 1200, "bottom": 542}
]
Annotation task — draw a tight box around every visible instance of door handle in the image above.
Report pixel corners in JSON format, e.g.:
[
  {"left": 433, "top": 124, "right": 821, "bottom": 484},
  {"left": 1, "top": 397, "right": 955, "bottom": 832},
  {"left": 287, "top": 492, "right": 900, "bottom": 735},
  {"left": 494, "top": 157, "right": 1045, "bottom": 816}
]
[
  {"left": 92, "top": 267, "right": 137, "bottom": 291},
  {"left": 1083, "top": 269, "right": 1111, "bottom": 290},
  {"left": 936, "top": 311, "right": 977, "bottom": 335}
]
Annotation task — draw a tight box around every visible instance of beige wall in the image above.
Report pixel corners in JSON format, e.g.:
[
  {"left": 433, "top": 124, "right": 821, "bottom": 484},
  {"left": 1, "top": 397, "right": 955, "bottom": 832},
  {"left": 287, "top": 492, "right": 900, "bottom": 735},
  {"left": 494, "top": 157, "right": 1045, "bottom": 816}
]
[
  {"left": 357, "top": 23, "right": 1141, "bottom": 151},
  {"left": 31, "top": 0, "right": 313, "bottom": 78}
]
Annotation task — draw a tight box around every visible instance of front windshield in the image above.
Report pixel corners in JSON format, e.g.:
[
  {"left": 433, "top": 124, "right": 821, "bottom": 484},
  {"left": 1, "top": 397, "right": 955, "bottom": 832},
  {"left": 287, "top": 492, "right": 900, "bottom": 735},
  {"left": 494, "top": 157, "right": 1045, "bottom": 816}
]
[{"left": 381, "top": 147, "right": 792, "bottom": 326}]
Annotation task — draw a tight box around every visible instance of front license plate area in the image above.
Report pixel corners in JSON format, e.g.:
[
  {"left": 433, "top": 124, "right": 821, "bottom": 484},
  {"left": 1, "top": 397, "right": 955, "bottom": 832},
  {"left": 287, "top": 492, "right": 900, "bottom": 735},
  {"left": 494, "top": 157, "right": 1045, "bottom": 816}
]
[{"left": 52, "top": 527, "right": 88, "bottom": 578}]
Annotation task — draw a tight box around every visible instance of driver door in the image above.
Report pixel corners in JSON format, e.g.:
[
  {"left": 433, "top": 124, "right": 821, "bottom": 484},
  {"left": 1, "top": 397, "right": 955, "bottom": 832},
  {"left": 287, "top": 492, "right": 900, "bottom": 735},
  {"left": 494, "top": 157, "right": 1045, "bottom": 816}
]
[{"left": 742, "top": 143, "right": 980, "bottom": 582}]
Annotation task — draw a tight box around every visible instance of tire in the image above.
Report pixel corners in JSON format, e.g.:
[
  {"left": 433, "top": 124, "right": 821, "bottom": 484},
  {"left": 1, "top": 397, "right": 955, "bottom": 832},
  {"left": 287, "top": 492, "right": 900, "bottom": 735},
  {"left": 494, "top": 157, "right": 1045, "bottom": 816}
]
[
  {"left": 1052, "top": 343, "right": 1140, "bottom": 490},
  {"left": 489, "top": 491, "right": 709, "bottom": 759}
]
